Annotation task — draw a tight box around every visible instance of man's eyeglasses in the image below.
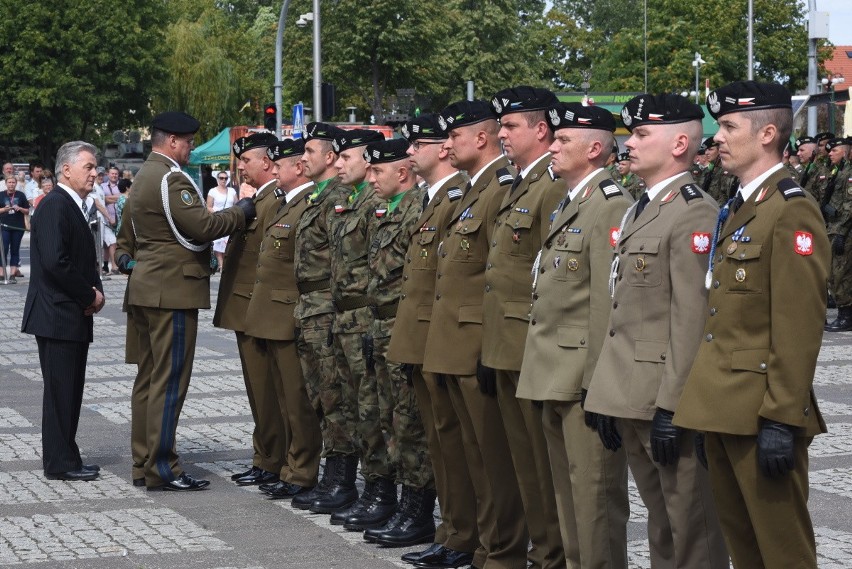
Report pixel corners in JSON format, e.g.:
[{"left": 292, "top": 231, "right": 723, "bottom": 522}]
[
  {"left": 411, "top": 140, "right": 444, "bottom": 152},
  {"left": 218, "top": 177, "right": 228, "bottom": 181}
]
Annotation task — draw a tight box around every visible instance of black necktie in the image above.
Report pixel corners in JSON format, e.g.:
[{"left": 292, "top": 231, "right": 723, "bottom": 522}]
[
  {"left": 510, "top": 174, "right": 523, "bottom": 194},
  {"left": 422, "top": 192, "right": 429, "bottom": 211},
  {"left": 559, "top": 195, "right": 571, "bottom": 212},
  {"left": 731, "top": 191, "right": 744, "bottom": 213},
  {"left": 634, "top": 192, "right": 650, "bottom": 220}
]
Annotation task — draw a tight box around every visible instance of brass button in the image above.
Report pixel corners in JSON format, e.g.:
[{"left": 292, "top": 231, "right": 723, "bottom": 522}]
[
  {"left": 759, "top": 362, "right": 767, "bottom": 371},
  {"left": 709, "top": 307, "right": 717, "bottom": 316},
  {"left": 705, "top": 333, "right": 713, "bottom": 341},
  {"left": 580, "top": 339, "right": 586, "bottom": 345},
  {"left": 713, "top": 280, "right": 720, "bottom": 289},
  {"left": 485, "top": 285, "right": 491, "bottom": 292}
]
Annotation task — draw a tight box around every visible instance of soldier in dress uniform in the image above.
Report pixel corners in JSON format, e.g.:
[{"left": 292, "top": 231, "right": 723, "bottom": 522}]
[
  {"left": 244, "top": 139, "right": 323, "bottom": 499},
  {"left": 823, "top": 137, "right": 852, "bottom": 332},
  {"left": 423, "top": 100, "right": 527, "bottom": 569},
  {"left": 291, "top": 122, "right": 357, "bottom": 508},
  {"left": 213, "top": 133, "right": 286, "bottom": 488},
  {"left": 388, "top": 115, "right": 477, "bottom": 569},
  {"left": 517, "top": 102, "right": 632, "bottom": 569},
  {"left": 616, "top": 151, "right": 646, "bottom": 200},
  {"left": 584, "top": 94, "right": 728, "bottom": 569},
  {"left": 123, "top": 111, "right": 255, "bottom": 491},
  {"left": 674, "top": 80, "right": 830, "bottom": 569},
  {"left": 481, "top": 86, "right": 565, "bottom": 569}
]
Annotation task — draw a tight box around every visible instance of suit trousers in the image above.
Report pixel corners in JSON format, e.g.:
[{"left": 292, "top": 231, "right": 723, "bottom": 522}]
[
  {"left": 446, "top": 374, "right": 528, "bottom": 569},
  {"left": 130, "top": 306, "right": 198, "bottom": 486},
  {"left": 420, "top": 370, "right": 481, "bottom": 559},
  {"left": 37, "top": 336, "right": 88, "bottom": 474},
  {"left": 705, "top": 432, "right": 816, "bottom": 569},
  {"left": 623, "top": 419, "right": 728, "bottom": 569},
  {"left": 542, "top": 400, "right": 629, "bottom": 569},
  {"left": 496, "top": 370, "right": 564, "bottom": 569},
  {"left": 236, "top": 332, "right": 288, "bottom": 474},
  {"left": 267, "top": 338, "right": 322, "bottom": 486}
]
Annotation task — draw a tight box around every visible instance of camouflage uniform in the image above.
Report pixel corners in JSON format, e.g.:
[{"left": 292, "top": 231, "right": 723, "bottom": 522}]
[
  {"left": 328, "top": 182, "right": 389, "bottom": 481},
  {"left": 368, "top": 186, "right": 432, "bottom": 489},
  {"left": 824, "top": 161, "right": 852, "bottom": 306},
  {"left": 702, "top": 160, "right": 739, "bottom": 205},
  {"left": 619, "top": 172, "right": 646, "bottom": 200},
  {"left": 803, "top": 161, "right": 831, "bottom": 204},
  {"left": 294, "top": 176, "right": 354, "bottom": 456}
]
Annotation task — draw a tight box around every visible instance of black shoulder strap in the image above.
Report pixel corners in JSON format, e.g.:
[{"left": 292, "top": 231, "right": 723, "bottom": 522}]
[{"left": 778, "top": 177, "right": 806, "bottom": 200}]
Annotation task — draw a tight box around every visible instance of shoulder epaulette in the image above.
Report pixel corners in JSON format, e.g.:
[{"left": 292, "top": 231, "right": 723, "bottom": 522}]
[
  {"left": 446, "top": 187, "right": 463, "bottom": 201},
  {"left": 777, "top": 178, "right": 806, "bottom": 200},
  {"left": 274, "top": 188, "right": 284, "bottom": 198},
  {"left": 599, "top": 179, "right": 622, "bottom": 199},
  {"left": 547, "top": 164, "right": 559, "bottom": 181},
  {"left": 496, "top": 167, "right": 514, "bottom": 186},
  {"left": 680, "top": 183, "right": 702, "bottom": 202}
]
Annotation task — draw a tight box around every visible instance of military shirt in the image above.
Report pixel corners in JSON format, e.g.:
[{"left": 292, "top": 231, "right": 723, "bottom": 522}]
[{"left": 328, "top": 181, "right": 377, "bottom": 305}]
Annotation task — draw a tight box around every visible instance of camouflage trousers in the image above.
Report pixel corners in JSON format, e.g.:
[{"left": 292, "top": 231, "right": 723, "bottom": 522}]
[
  {"left": 297, "top": 312, "right": 357, "bottom": 456},
  {"left": 373, "top": 316, "right": 434, "bottom": 489},
  {"left": 332, "top": 306, "right": 390, "bottom": 479},
  {"left": 831, "top": 243, "right": 852, "bottom": 307}
]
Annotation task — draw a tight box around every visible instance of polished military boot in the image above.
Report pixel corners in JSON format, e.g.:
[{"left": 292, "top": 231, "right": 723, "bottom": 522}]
[
  {"left": 826, "top": 306, "right": 852, "bottom": 332},
  {"left": 330, "top": 480, "right": 377, "bottom": 525},
  {"left": 343, "top": 476, "right": 398, "bottom": 531},
  {"left": 366, "top": 486, "right": 436, "bottom": 547},
  {"left": 292, "top": 455, "right": 335, "bottom": 510},
  {"left": 363, "top": 485, "right": 408, "bottom": 543},
  {"left": 309, "top": 453, "right": 358, "bottom": 514}
]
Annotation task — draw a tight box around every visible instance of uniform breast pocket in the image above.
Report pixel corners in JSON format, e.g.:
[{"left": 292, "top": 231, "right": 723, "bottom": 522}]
[
  {"left": 500, "top": 211, "right": 535, "bottom": 258},
  {"left": 550, "top": 234, "right": 585, "bottom": 282},
  {"left": 340, "top": 217, "right": 367, "bottom": 261},
  {"left": 266, "top": 227, "right": 292, "bottom": 259},
  {"left": 625, "top": 237, "right": 662, "bottom": 287},
  {"left": 726, "top": 242, "right": 763, "bottom": 294},
  {"left": 451, "top": 218, "right": 484, "bottom": 262}
]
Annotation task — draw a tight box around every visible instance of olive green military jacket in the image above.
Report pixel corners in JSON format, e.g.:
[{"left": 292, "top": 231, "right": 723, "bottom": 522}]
[
  {"left": 422, "top": 156, "right": 513, "bottom": 376},
  {"left": 387, "top": 173, "right": 466, "bottom": 365},
  {"left": 213, "top": 179, "right": 282, "bottom": 331},
  {"left": 480, "top": 155, "right": 566, "bottom": 372},
  {"left": 293, "top": 177, "right": 347, "bottom": 321},
  {"left": 675, "top": 170, "right": 829, "bottom": 436},
  {"left": 126, "top": 153, "right": 245, "bottom": 309},
  {"left": 517, "top": 170, "right": 632, "bottom": 402},
  {"left": 244, "top": 185, "right": 312, "bottom": 341},
  {"left": 805, "top": 161, "right": 831, "bottom": 204},
  {"left": 585, "top": 173, "right": 718, "bottom": 420}
]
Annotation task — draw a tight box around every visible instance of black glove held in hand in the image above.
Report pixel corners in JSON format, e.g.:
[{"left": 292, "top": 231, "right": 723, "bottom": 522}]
[
  {"left": 832, "top": 235, "right": 845, "bottom": 255},
  {"left": 117, "top": 254, "right": 136, "bottom": 275},
  {"left": 362, "top": 335, "right": 375, "bottom": 373},
  {"left": 596, "top": 414, "right": 622, "bottom": 451},
  {"left": 476, "top": 360, "right": 497, "bottom": 396},
  {"left": 234, "top": 197, "right": 256, "bottom": 220},
  {"left": 757, "top": 420, "right": 796, "bottom": 478},
  {"left": 650, "top": 408, "right": 682, "bottom": 466},
  {"left": 694, "top": 433, "right": 708, "bottom": 470},
  {"left": 581, "top": 388, "right": 599, "bottom": 430}
]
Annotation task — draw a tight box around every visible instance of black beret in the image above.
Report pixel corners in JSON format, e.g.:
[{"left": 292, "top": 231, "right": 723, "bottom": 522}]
[
  {"left": 151, "top": 111, "right": 200, "bottom": 135},
  {"left": 546, "top": 102, "right": 616, "bottom": 132},
  {"left": 332, "top": 129, "right": 384, "bottom": 154},
  {"left": 438, "top": 100, "right": 496, "bottom": 133},
  {"left": 796, "top": 136, "right": 816, "bottom": 147},
  {"left": 233, "top": 132, "right": 278, "bottom": 158},
  {"left": 401, "top": 114, "right": 447, "bottom": 141},
  {"left": 620, "top": 94, "right": 704, "bottom": 131},
  {"left": 815, "top": 131, "right": 835, "bottom": 143},
  {"left": 706, "top": 81, "right": 792, "bottom": 120},
  {"left": 617, "top": 151, "right": 630, "bottom": 162},
  {"left": 825, "top": 137, "right": 850, "bottom": 151},
  {"left": 363, "top": 139, "right": 410, "bottom": 164},
  {"left": 266, "top": 138, "right": 305, "bottom": 161},
  {"left": 700, "top": 136, "right": 718, "bottom": 150},
  {"left": 304, "top": 122, "right": 343, "bottom": 142},
  {"left": 697, "top": 148, "right": 706, "bottom": 156},
  {"left": 491, "top": 86, "right": 558, "bottom": 117}
]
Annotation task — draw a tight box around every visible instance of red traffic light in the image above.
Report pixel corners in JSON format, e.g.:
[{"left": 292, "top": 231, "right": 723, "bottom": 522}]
[{"left": 264, "top": 104, "right": 276, "bottom": 115}]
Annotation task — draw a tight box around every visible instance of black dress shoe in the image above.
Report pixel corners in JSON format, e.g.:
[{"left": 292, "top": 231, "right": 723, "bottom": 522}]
[
  {"left": 133, "top": 478, "right": 145, "bottom": 487},
  {"left": 82, "top": 464, "right": 100, "bottom": 472},
  {"left": 401, "top": 542, "right": 443, "bottom": 564},
  {"left": 231, "top": 466, "right": 260, "bottom": 481},
  {"left": 413, "top": 546, "right": 474, "bottom": 568},
  {"left": 235, "top": 468, "right": 278, "bottom": 486},
  {"left": 44, "top": 469, "right": 99, "bottom": 481},
  {"left": 148, "top": 473, "right": 210, "bottom": 492},
  {"left": 266, "top": 481, "right": 314, "bottom": 499}
]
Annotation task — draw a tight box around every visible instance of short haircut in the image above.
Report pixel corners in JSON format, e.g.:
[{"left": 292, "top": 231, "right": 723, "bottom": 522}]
[
  {"left": 519, "top": 109, "right": 548, "bottom": 128},
  {"left": 151, "top": 128, "right": 169, "bottom": 147},
  {"left": 29, "top": 161, "right": 44, "bottom": 172},
  {"left": 748, "top": 108, "right": 793, "bottom": 156},
  {"left": 55, "top": 141, "right": 97, "bottom": 176}
]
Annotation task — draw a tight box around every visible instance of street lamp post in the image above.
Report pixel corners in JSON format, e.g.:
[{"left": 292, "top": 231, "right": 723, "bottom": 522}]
[
  {"left": 274, "top": 0, "right": 294, "bottom": 138},
  {"left": 296, "top": 3, "right": 322, "bottom": 123},
  {"left": 822, "top": 74, "right": 846, "bottom": 134},
  {"left": 692, "top": 52, "right": 706, "bottom": 105}
]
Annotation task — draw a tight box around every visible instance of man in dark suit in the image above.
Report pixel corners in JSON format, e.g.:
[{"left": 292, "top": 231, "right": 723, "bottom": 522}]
[{"left": 22, "top": 141, "right": 105, "bottom": 481}]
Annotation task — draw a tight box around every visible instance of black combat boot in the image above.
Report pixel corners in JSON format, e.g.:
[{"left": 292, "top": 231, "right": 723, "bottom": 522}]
[
  {"left": 330, "top": 479, "right": 377, "bottom": 525},
  {"left": 292, "top": 455, "right": 335, "bottom": 510},
  {"left": 309, "top": 453, "right": 358, "bottom": 514},
  {"left": 826, "top": 306, "right": 852, "bottom": 332},
  {"left": 366, "top": 485, "right": 436, "bottom": 547},
  {"left": 343, "top": 476, "right": 398, "bottom": 531}
]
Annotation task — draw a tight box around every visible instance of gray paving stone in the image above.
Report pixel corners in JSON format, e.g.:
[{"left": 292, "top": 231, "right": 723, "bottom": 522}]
[
  {"left": 0, "top": 408, "right": 32, "bottom": 429},
  {"left": 85, "top": 395, "right": 251, "bottom": 424},
  {"left": 176, "top": 421, "right": 254, "bottom": 453},
  {"left": 0, "top": 434, "right": 41, "bottom": 461},
  {"left": 0, "top": 469, "right": 140, "bottom": 504},
  {"left": 83, "top": 375, "right": 247, "bottom": 400},
  {"left": 814, "top": 364, "right": 852, "bottom": 386},
  {"left": 810, "top": 423, "right": 852, "bottom": 458}
]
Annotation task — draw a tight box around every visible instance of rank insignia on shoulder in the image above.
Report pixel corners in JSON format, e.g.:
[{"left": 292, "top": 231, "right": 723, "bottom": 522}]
[
  {"left": 447, "top": 187, "right": 463, "bottom": 201},
  {"left": 680, "top": 184, "right": 702, "bottom": 202},
  {"left": 334, "top": 204, "right": 345, "bottom": 213},
  {"left": 180, "top": 190, "right": 194, "bottom": 206},
  {"left": 777, "top": 178, "right": 806, "bottom": 200},
  {"left": 375, "top": 208, "right": 387, "bottom": 218},
  {"left": 547, "top": 164, "right": 559, "bottom": 181},
  {"left": 496, "top": 167, "right": 514, "bottom": 186},
  {"left": 274, "top": 188, "right": 284, "bottom": 198},
  {"left": 599, "top": 180, "right": 621, "bottom": 199}
]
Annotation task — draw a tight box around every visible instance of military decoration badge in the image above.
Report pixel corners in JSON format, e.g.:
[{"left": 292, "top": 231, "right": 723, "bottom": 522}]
[
  {"left": 794, "top": 231, "right": 813, "bottom": 256},
  {"left": 691, "top": 232, "right": 711, "bottom": 254},
  {"left": 180, "top": 190, "right": 194, "bottom": 205}
]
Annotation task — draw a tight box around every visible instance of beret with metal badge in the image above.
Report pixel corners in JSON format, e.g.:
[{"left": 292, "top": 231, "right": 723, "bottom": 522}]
[
  {"left": 706, "top": 80, "right": 792, "bottom": 120},
  {"left": 266, "top": 138, "right": 306, "bottom": 161},
  {"left": 620, "top": 93, "right": 705, "bottom": 131},
  {"left": 363, "top": 139, "right": 411, "bottom": 164},
  {"left": 233, "top": 132, "right": 279, "bottom": 158},
  {"left": 438, "top": 100, "right": 496, "bottom": 133},
  {"left": 546, "top": 101, "right": 616, "bottom": 132},
  {"left": 491, "top": 86, "right": 558, "bottom": 117}
]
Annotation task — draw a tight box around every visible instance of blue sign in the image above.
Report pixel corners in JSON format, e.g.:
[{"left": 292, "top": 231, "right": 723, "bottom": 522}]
[{"left": 292, "top": 103, "right": 304, "bottom": 139}]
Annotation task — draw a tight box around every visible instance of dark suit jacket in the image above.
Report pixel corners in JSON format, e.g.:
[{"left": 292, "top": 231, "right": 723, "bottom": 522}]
[{"left": 21, "top": 187, "right": 102, "bottom": 343}]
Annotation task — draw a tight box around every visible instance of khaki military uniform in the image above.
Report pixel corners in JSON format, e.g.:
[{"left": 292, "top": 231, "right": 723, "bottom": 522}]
[
  {"left": 244, "top": 185, "right": 322, "bottom": 487},
  {"left": 675, "top": 168, "right": 829, "bottom": 568},
  {"left": 481, "top": 155, "right": 565, "bottom": 569},
  {"left": 585, "top": 173, "right": 727, "bottom": 569},
  {"left": 328, "top": 183, "right": 388, "bottom": 480},
  {"left": 213, "top": 179, "right": 286, "bottom": 475},
  {"left": 518, "top": 169, "right": 631, "bottom": 568},
  {"left": 125, "top": 152, "right": 245, "bottom": 486},
  {"left": 293, "top": 177, "right": 353, "bottom": 456},
  {"left": 424, "top": 156, "right": 529, "bottom": 569},
  {"left": 115, "top": 206, "right": 139, "bottom": 365}
]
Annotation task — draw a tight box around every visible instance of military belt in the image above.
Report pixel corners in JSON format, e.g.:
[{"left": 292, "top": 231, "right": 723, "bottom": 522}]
[
  {"left": 297, "top": 279, "right": 330, "bottom": 294},
  {"left": 370, "top": 301, "right": 399, "bottom": 320},
  {"left": 333, "top": 295, "right": 371, "bottom": 312}
]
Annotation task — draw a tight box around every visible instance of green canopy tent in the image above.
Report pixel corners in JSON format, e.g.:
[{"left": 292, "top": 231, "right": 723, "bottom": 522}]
[{"left": 189, "top": 127, "right": 231, "bottom": 165}]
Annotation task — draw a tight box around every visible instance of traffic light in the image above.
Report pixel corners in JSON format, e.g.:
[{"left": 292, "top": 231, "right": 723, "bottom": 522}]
[{"left": 264, "top": 103, "right": 276, "bottom": 131}]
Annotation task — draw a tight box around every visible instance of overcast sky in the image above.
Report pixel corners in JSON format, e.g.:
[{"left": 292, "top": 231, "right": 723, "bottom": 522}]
[{"left": 818, "top": 0, "right": 852, "bottom": 45}]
